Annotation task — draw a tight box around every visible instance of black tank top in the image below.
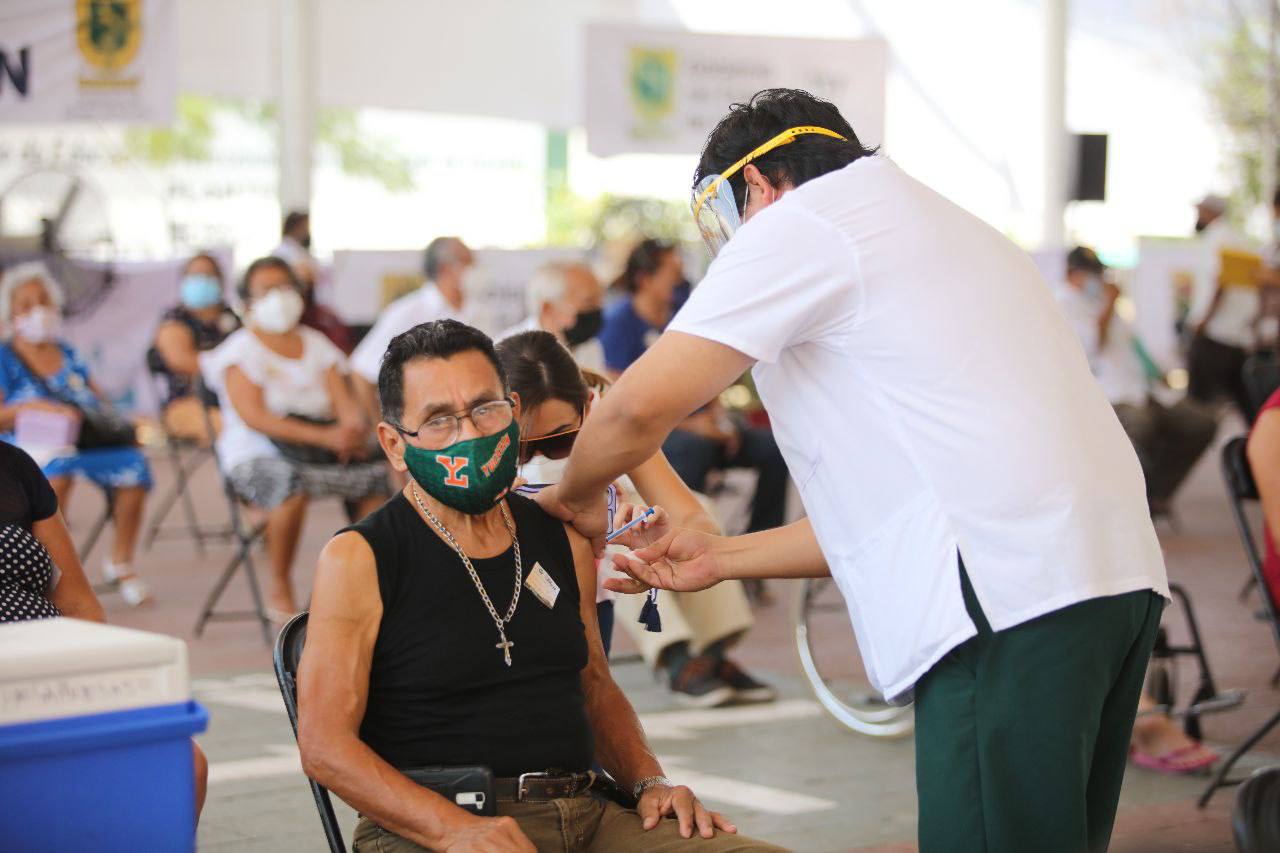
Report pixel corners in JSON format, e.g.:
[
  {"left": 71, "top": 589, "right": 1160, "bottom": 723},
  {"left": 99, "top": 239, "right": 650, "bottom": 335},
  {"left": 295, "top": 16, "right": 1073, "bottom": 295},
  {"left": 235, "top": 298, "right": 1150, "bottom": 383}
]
[{"left": 347, "top": 492, "right": 592, "bottom": 776}]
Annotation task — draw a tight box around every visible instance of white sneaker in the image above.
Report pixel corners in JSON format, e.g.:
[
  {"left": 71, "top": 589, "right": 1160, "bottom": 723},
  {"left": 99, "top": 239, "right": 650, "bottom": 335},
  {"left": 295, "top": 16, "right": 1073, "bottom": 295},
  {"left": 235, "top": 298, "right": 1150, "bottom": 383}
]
[{"left": 103, "top": 560, "right": 153, "bottom": 607}]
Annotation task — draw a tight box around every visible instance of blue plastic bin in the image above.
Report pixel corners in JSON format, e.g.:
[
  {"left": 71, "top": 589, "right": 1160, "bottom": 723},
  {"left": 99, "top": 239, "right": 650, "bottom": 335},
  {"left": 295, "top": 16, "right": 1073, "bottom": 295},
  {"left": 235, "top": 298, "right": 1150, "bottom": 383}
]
[{"left": 0, "top": 700, "right": 208, "bottom": 852}]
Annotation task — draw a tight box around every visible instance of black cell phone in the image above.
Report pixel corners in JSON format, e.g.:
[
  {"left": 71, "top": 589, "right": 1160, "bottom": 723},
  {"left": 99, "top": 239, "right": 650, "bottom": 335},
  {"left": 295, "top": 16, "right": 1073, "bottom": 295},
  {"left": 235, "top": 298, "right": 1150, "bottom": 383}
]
[{"left": 402, "top": 765, "right": 496, "bottom": 816}]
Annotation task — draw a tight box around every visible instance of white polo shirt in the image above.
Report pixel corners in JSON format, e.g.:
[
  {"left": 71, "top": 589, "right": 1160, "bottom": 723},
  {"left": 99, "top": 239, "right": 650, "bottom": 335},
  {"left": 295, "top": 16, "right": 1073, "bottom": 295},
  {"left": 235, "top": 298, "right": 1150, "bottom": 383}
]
[
  {"left": 668, "top": 156, "right": 1168, "bottom": 700},
  {"left": 350, "top": 284, "right": 464, "bottom": 383},
  {"left": 1188, "top": 218, "right": 1257, "bottom": 348}
]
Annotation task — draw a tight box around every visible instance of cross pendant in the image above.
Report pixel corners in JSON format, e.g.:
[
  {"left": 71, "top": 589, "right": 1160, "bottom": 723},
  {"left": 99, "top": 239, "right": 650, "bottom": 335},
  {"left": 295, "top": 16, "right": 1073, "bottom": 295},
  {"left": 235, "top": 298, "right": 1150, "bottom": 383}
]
[{"left": 496, "top": 638, "right": 514, "bottom": 666}]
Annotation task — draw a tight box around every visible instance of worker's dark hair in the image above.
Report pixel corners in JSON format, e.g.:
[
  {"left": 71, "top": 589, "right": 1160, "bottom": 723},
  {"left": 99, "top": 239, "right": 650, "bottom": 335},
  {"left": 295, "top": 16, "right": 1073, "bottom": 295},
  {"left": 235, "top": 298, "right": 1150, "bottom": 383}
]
[
  {"left": 694, "top": 88, "right": 877, "bottom": 214},
  {"left": 282, "top": 210, "right": 309, "bottom": 237},
  {"left": 496, "top": 330, "right": 593, "bottom": 415},
  {"left": 1066, "top": 246, "right": 1105, "bottom": 276},
  {"left": 237, "top": 255, "right": 301, "bottom": 302},
  {"left": 184, "top": 251, "right": 225, "bottom": 284},
  {"left": 613, "top": 238, "right": 674, "bottom": 294},
  {"left": 378, "top": 319, "right": 506, "bottom": 424}
]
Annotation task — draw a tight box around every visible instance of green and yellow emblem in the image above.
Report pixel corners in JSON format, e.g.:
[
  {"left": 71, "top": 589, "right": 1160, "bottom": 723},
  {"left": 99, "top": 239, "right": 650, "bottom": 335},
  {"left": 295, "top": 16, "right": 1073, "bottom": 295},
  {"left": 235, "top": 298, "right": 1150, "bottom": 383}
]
[
  {"left": 76, "top": 0, "right": 142, "bottom": 73},
  {"left": 629, "top": 47, "right": 676, "bottom": 124}
]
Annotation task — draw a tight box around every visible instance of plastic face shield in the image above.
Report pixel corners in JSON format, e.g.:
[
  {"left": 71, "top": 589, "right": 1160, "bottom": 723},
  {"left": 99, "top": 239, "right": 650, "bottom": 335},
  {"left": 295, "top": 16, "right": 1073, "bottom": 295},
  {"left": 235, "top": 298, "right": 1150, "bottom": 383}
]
[{"left": 690, "top": 125, "right": 849, "bottom": 257}]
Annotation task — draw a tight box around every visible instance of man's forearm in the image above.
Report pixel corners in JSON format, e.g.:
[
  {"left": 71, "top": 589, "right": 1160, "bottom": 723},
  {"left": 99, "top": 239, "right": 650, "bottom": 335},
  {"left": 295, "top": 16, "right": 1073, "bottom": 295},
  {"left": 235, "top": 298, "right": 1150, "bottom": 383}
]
[
  {"left": 303, "top": 734, "right": 474, "bottom": 849},
  {"left": 718, "top": 519, "right": 830, "bottom": 580},
  {"left": 560, "top": 395, "right": 672, "bottom": 509},
  {"left": 584, "top": 674, "right": 663, "bottom": 791}
]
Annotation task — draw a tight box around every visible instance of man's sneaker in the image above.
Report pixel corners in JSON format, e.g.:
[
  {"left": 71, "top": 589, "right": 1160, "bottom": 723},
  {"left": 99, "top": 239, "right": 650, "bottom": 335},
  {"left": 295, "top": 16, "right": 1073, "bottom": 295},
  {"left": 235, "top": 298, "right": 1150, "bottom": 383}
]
[
  {"left": 717, "top": 658, "right": 777, "bottom": 703},
  {"left": 669, "top": 655, "right": 735, "bottom": 708}
]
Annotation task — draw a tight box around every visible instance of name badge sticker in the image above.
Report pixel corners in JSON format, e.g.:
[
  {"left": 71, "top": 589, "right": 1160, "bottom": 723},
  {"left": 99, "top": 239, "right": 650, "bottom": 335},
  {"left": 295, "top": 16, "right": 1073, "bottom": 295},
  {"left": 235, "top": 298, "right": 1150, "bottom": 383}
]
[{"left": 524, "top": 562, "right": 560, "bottom": 609}]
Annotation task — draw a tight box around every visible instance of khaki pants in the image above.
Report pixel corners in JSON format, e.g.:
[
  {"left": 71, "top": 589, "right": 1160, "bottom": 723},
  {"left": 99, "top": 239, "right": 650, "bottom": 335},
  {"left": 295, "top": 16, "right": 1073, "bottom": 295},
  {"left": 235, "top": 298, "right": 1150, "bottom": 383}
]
[
  {"left": 352, "top": 795, "right": 787, "bottom": 852},
  {"left": 612, "top": 580, "right": 755, "bottom": 669}
]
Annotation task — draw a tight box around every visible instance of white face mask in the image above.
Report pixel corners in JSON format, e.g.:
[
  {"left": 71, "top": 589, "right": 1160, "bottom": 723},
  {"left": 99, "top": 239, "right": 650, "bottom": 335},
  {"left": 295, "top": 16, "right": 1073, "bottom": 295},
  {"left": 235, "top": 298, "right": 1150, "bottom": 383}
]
[
  {"left": 249, "top": 287, "right": 305, "bottom": 334},
  {"left": 519, "top": 454, "right": 568, "bottom": 485},
  {"left": 14, "top": 306, "right": 61, "bottom": 343},
  {"left": 459, "top": 265, "right": 490, "bottom": 297}
]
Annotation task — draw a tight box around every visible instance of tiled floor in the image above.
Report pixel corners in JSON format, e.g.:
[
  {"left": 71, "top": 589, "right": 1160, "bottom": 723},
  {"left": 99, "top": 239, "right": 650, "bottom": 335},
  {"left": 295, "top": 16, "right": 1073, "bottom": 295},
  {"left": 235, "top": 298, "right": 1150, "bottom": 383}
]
[{"left": 69, "top": 424, "right": 1279, "bottom": 851}]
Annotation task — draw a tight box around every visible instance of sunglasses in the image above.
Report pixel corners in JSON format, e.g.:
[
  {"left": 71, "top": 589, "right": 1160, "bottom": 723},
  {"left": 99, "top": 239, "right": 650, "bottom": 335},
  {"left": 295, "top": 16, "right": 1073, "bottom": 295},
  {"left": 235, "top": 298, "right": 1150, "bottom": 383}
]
[{"left": 519, "top": 424, "right": 581, "bottom": 464}]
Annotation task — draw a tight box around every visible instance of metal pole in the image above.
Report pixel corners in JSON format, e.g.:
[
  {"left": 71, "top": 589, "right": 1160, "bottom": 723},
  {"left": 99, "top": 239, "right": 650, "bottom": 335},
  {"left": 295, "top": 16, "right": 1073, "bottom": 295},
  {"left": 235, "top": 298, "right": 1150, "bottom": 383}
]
[
  {"left": 277, "top": 0, "right": 315, "bottom": 214},
  {"left": 1267, "top": 0, "right": 1279, "bottom": 224},
  {"left": 1043, "top": 0, "right": 1068, "bottom": 249}
]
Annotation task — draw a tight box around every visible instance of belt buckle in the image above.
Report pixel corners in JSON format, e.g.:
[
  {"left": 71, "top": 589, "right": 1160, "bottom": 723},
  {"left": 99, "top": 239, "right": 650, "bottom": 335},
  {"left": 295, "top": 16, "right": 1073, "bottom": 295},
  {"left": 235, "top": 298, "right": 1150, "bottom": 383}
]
[{"left": 517, "top": 771, "right": 552, "bottom": 801}]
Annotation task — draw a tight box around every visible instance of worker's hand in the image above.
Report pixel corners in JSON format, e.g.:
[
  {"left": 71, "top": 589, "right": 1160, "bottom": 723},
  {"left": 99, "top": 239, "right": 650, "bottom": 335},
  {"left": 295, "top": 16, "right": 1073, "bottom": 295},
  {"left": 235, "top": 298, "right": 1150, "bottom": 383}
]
[
  {"left": 608, "top": 502, "right": 669, "bottom": 551},
  {"left": 636, "top": 783, "right": 737, "bottom": 839},
  {"left": 606, "top": 528, "right": 727, "bottom": 594},
  {"left": 441, "top": 814, "right": 535, "bottom": 852},
  {"left": 533, "top": 482, "right": 607, "bottom": 556}
]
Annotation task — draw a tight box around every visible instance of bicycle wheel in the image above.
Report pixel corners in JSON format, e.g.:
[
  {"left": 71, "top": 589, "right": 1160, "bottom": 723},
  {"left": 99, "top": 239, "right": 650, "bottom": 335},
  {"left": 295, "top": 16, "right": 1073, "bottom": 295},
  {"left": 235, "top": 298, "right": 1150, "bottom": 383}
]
[{"left": 792, "top": 576, "right": 914, "bottom": 738}]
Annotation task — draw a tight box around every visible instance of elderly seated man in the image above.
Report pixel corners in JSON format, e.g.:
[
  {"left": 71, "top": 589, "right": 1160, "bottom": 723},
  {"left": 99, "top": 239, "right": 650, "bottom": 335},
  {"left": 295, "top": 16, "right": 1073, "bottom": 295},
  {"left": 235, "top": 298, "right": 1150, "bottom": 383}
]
[{"left": 297, "top": 319, "right": 781, "bottom": 852}]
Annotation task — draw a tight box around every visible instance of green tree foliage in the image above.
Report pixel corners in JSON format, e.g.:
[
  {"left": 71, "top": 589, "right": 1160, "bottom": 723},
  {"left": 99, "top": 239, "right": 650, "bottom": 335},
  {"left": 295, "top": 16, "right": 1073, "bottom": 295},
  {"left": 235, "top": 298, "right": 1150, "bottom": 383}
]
[
  {"left": 545, "top": 186, "right": 697, "bottom": 248},
  {"left": 122, "top": 95, "right": 414, "bottom": 192},
  {"left": 1206, "top": 16, "right": 1276, "bottom": 206}
]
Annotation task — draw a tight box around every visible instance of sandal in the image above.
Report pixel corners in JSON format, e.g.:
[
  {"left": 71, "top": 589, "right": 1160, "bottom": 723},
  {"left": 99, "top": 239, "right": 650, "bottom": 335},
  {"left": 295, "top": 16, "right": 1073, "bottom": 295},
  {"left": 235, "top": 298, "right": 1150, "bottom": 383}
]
[
  {"left": 103, "top": 560, "right": 153, "bottom": 607},
  {"left": 1130, "top": 743, "right": 1219, "bottom": 775}
]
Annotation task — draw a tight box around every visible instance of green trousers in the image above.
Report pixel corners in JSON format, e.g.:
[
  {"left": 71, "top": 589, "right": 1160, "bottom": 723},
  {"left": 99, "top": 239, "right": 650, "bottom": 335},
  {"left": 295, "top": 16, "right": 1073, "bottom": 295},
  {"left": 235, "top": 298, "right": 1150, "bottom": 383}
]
[{"left": 914, "top": 567, "right": 1163, "bottom": 853}]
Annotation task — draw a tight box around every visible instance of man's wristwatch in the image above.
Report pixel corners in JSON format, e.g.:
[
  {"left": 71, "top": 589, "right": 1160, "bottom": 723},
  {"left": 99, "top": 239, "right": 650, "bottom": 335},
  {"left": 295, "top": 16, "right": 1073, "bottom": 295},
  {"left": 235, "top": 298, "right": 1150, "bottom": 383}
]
[{"left": 633, "top": 775, "right": 673, "bottom": 800}]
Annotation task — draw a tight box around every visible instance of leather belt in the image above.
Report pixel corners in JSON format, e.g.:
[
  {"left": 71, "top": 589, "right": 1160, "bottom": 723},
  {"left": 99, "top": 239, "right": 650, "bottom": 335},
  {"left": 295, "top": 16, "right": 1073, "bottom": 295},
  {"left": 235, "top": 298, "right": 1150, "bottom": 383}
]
[{"left": 494, "top": 771, "right": 595, "bottom": 802}]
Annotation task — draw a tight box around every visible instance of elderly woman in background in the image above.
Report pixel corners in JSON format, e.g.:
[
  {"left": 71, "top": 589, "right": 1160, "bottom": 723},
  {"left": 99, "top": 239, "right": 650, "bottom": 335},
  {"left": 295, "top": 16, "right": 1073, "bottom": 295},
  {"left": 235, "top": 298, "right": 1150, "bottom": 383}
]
[
  {"left": 0, "top": 262, "right": 153, "bottom": 605},
  {"left": 151, "top": 252, "right": 241, "bottom": 444},
  {"left": 202, "top": 256, "right": 387, "bottom": 619}
]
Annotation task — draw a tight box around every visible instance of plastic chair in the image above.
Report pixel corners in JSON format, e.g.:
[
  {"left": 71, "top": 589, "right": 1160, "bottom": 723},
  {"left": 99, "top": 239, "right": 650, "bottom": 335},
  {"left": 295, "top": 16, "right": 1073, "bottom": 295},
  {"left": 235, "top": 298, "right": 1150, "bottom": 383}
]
[
  {"left": 191, "top": 377, "right": 272, "bottom": 645},
  {"left": 273, "top": 612, "right": 345, "bottom": 853},
  {"left": 1232, "top": 766, "right": 1280, "bottom": 851},
  {"left": 1199, "top": 437, "right": 1280, "bottom": 807}
]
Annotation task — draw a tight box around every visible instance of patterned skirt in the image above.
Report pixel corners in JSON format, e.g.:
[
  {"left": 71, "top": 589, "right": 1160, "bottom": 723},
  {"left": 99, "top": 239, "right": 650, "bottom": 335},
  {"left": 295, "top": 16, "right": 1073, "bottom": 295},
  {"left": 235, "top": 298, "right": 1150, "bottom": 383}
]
[{"left": 228, "top": 456, "right": 390, "bottom": 510}]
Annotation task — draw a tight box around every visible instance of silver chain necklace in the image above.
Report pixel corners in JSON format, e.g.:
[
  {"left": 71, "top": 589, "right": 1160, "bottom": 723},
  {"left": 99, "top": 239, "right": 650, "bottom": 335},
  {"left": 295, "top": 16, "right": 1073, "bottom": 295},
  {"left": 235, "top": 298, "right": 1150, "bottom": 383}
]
[{"left": 410, "top": 485, "right": 522, "bottom": 666}]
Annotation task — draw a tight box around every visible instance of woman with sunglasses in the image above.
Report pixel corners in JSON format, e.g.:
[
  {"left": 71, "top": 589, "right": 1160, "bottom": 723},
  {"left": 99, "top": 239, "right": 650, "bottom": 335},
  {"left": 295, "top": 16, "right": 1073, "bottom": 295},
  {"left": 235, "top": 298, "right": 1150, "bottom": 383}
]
[{"left": 497, "top": 330, "right": 774, "bottom": 708}]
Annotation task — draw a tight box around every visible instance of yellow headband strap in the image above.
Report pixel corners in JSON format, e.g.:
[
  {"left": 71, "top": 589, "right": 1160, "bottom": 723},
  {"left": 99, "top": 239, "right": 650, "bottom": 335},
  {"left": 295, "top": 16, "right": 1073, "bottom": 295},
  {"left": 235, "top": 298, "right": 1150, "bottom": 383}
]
[{"left": 692, "top": 125, "right": 849, "bottom": 220}]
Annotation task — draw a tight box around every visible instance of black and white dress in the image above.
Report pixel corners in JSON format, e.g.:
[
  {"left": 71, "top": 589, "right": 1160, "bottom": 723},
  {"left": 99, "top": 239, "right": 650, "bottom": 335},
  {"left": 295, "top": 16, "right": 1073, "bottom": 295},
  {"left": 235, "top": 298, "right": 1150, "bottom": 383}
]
[{"left": 0, "top": 441, "right": 62, "bottom": 622}]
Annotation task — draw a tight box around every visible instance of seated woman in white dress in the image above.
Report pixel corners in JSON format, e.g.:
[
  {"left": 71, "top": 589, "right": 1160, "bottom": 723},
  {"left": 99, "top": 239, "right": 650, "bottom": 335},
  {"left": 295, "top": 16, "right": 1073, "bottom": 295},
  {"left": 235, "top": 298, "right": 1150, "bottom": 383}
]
[{"left": 202, "top": 257, "right": 388, "bottom": 619}]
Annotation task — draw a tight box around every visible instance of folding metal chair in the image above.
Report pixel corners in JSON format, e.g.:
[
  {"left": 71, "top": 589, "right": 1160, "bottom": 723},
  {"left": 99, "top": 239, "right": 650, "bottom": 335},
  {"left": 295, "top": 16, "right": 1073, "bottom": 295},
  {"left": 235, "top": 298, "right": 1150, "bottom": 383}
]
[
  {"left": 1243, "top": 351, "right": 1280, "bottom": 425},
  {"left": 1199, "top": 436, "right": 1280, "bottom": 807},
  {"left": 141, "top": 349, "right": 231, "bottom": 554},
  {"left": 191, "top": 378, "right": 272, "bottom": 645},
  {"left": 75, "top": 485, "right": 119, "bottom": 597},
  {"left": 274, "top": 612, "right": 345, "bottom": 853},
  {"left": 1233, "top": 766, "right": 1280, "bottom": 852}
]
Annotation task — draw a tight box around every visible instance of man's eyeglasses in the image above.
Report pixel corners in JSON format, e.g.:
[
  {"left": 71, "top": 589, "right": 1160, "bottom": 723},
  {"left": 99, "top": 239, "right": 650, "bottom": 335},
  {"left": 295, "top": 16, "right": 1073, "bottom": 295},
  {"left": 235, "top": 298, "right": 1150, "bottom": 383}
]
[
  {"left": 393, "top": 398, "right": 514, "bottom": 449},
  {"left": 519, "top": 421, "right": 582, "bottom": 464}
]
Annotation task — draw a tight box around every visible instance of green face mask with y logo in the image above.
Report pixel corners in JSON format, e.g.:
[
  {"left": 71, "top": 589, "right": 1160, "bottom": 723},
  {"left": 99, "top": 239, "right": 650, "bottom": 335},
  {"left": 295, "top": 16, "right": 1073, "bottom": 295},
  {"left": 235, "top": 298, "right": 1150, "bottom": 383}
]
[{"left": 403, "top": 419, "right": 520, "bottom": 515}]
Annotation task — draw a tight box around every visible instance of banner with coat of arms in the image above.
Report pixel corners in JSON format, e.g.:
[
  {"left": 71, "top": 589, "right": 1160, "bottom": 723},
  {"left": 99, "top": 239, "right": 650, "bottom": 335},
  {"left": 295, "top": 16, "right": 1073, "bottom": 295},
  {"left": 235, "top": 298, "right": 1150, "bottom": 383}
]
[
  {"left": 0, "top": 0, "right": 176, "bottom": 124},
  {"left": 584, "top": 24, "right": 887, "bottom": 157}
]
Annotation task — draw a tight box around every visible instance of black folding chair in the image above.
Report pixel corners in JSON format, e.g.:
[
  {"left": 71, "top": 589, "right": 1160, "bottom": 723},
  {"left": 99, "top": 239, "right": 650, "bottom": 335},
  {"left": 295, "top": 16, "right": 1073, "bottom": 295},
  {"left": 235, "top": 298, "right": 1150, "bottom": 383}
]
[
  {"left": 141, "top": 349, "right": 231, "bottom": 554},
  {"left": 1199, "top": 437, "right": 1280, "bottom": 807},
  {"left": 1243, "top": 352, "right": 1280, "bottom": 425},
  {"left": 1233, "top": 766, "right": 1280, "bottom": 852},
  {"left": 191, "top": 377, "right": 272, "bottom": 645},
  {"left": 274, "top": 612, "right": 345, "bottom": 853}
]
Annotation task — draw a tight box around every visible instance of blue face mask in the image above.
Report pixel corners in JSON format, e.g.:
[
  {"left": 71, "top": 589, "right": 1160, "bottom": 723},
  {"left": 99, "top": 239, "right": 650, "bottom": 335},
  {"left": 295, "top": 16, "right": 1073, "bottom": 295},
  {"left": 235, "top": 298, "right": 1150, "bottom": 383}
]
[{"left": 181, "top": 274, "right": 223, "bottom": 309}]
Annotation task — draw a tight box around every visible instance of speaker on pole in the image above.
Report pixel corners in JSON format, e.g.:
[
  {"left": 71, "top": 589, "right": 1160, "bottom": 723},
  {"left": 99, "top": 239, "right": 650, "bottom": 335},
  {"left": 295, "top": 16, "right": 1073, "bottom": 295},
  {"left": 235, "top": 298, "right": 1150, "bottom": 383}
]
[{"left": 1071, "top": 133, "right": 1108, "bottom": 202}]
